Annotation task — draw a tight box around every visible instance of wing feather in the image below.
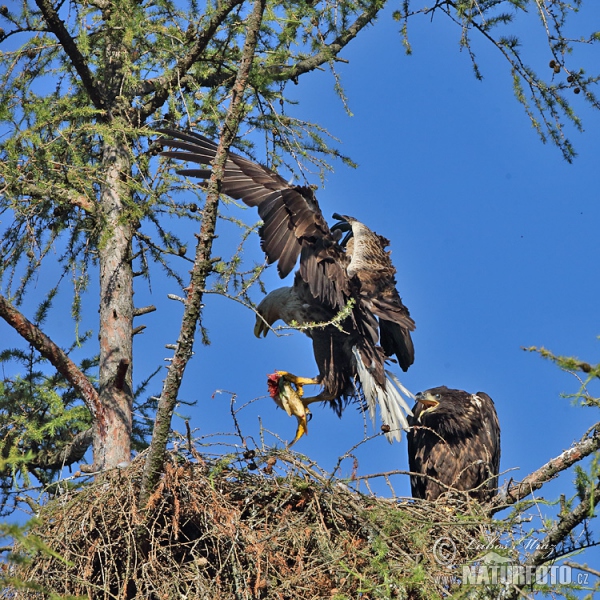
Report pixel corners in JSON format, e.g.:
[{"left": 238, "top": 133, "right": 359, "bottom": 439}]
[{"left": 158, "top": 129, "right": 345, "bottom": 290}]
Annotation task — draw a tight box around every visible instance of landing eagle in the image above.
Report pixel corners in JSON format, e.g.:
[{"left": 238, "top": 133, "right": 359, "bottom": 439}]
[
  {"left": 159, "top": 130, "right": 415, "bottom": 444},
  {"left": 407, "top": 386, "right": 501, "bottom": 501}
]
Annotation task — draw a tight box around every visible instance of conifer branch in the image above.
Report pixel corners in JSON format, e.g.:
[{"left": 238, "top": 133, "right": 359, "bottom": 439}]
[
  {"left": 0, "top": 294, "right": 101, "bottom": 421},
  {"left": 502, "top": 479, "right": 600, "bottom": 600},
  {"left": 17, "top": 183, "right": 96, "bottom": 214},
  {"left": 33, "top": 0, "right": 104, "bottom": 110},
  {"left": 268, "top": 0, "right": 385, "bottom": 82},
  {"left": 138, "top": 0, "right": 245, "bottom": 121},
  {"left": 527, "top": 480, "right": 599, "bottom": 566},
  {"left": 31, "top": 428, "right": 94, "bottom": 470},
  {"left": 489, "top": 423, "right": 600, "bottom": 514}
]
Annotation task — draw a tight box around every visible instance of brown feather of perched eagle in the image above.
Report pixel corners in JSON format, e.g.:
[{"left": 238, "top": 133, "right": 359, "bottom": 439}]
[
  {"left": 158, "top": 129, "right": 416, "bottom": 441},
  {"left": 407, "top": 386, "right": 501, "bottom": 501}
]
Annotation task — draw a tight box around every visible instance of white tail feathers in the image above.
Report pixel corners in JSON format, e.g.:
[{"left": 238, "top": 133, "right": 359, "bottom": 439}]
[{"left": 352, "top": 347, "right": 414, "bottom": 443}]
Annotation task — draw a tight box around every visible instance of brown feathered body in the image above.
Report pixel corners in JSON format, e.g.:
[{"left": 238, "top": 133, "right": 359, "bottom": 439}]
[
  {"left": 407, "top": 386, "right": 501, "bottom": 501},
  {"left": 159, "top": 130, "right": 415, "bottom": 440}
]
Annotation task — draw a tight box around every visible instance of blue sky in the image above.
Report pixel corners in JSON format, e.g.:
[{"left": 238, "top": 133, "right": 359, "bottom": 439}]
[
  {"left": 2, "top": 0, "right": 600, "bottom": 574},
  {"left": 157, "top": 4, "right": 600, "bottom": 488}
]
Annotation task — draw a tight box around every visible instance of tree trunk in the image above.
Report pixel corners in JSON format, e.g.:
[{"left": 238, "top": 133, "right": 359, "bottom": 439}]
[{"left": 96, "top": 140, "right": 133, "bottom": 470}]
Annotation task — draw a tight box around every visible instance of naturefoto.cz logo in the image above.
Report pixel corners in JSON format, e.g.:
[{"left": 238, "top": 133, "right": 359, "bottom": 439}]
[
  {"left": 462, "top": 552, "right": 573, "bottom": 586},
  {"left": 432, "top": 538, "right": 581, "bottom": 586}
]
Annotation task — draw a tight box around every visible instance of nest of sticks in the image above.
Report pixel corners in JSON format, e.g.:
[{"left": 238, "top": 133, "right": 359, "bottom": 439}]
[{"left": 6, "top": 447, "right": 502, "bottom": 600}]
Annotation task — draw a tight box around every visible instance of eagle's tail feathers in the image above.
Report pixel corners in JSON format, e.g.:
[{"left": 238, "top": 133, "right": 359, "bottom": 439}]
[
  {"left": 352, "top": 347, "right": 414, "bottom": 443},
  {"left": 385, "top": 370, "right": 415, "bottom": 416}
]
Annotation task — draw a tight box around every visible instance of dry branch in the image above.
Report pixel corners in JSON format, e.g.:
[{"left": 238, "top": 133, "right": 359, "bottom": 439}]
[
  {"left": 133, "top": 305, "right": 156, "bottom": 317},
  {"left": 9, "top": 448, "right": 500, "bottom": 600},
  {"left": 489, "top": 423, "right": 600, "bottom": 514}
]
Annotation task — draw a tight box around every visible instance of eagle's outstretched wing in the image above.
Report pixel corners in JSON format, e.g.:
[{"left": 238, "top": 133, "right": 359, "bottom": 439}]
[{"left": 158, "top": 129, "right": 348, "bottom": 308}]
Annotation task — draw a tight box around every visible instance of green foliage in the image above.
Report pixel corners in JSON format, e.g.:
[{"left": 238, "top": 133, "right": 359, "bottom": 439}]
[
  {"left": 0, "top": 344, "right": 159, "bottom": 514},
  {"left": 0, "top": 0, "right": 366, "bottom": 309},
  {"left": 0, "top": 0, "right": 392, "bottom": 504},
  {"left": 0, "top": 346, "right": 93, "bottom": 515},
  {"left": 574, "top": 453, "right": 599, "bottom": 514}
]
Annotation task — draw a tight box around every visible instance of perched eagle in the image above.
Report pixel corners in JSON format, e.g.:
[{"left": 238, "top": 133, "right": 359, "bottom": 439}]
[
  {"left": 159, "top": 130, "right": 415, "bottom": 444},
  {"left": 407, "top": 386, "right": 501, "bottom": 501}
]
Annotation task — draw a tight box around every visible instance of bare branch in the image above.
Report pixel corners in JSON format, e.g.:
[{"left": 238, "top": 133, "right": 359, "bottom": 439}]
[
  {"left": 489, "top": 423, "right": 600, "bottom": 514},
  {"left": 133, "top": 305, "right": 156, "bottom": 317}
]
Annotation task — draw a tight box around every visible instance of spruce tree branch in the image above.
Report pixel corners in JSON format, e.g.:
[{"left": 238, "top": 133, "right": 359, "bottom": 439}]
[
  {"left": 268, "top": 0, "right": 385, "bottom": 82},
  {"left": 138, "top": 0, "right": 245, "bottom": 121},
  {"left": 489, "top": 423, "right": 600, "bottom": 515},
  {"left": 0, "top": 294, "right": 101, "bottom": 421},
  {"left": 138, "top": 0, "right": 267, "bottom": 508},
  {"left": 33, "top": 0, "right": 104, "bottom": 110},
  {"left": 30, "top": 428, "right": 93, "bottom": 470},
  {"left": 503, "top": 481, "right": 600, "bottom": 600},
  {"left": 528, "top": 481, "right": 599, "bottom": 566}
]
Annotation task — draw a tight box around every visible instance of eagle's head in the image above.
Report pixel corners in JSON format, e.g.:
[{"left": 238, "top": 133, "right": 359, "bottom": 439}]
[
  {"left": 408, "top": 385, "right": 500, "bottom": 501},
  {"left": 412, "top": 386, "right": 486, "bottom": 438}
]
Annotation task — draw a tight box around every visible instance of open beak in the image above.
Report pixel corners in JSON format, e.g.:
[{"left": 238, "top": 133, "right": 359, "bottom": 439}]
[{"left": 415, "top": 392, "right": 439, "bottom": 410}]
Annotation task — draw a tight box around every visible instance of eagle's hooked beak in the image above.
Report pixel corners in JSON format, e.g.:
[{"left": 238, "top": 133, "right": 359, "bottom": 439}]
[
  {"left": 415, "top": 391, "right": 440, "bottom": 422},
  {"left": 330, "top": 214, "right": 353, "bottom": 247}
]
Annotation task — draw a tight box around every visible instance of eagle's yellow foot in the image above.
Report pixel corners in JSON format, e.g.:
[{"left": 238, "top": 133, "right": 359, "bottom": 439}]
[
  {"left": 275, "top": 371, "right": 320, "bottom": 388},
  {"left": 297, "top": 390, "right": 337, "bottom": 406},
  {"left": 267, "top": 371, "right": 320, "bottom": 446}
]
